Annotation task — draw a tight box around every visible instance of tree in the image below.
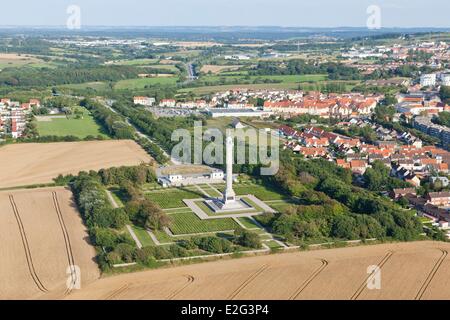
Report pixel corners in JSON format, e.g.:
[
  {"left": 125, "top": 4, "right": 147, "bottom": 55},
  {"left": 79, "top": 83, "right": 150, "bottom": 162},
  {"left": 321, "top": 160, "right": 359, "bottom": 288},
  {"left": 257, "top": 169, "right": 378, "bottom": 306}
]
[
  {"left": 331, "top": 215, "right": 358, "bottom": 240},
  {"left": 92, "top": 228, "right": 118, "bottom": 249},
  {"left": 234, "top": 229, "right": 262, "bottom": 249},
  {"left": 114, "top": 243, "right": 135, "bottom": 263},
  {"left": 130, "top": 199, "right": 171, "bottom": 231},
  {"left": 111, "top": 208, "right": 129, "bottom": 229}
]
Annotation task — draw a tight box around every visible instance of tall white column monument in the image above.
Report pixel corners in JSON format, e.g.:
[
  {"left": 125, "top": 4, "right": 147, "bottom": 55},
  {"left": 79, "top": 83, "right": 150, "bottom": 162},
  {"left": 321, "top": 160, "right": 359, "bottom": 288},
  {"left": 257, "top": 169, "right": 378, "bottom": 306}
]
[
  {"left": 203, "top": 133, "right": 251, "bottom": 213},
  {"left": 223, "top": 135, "right": 236, "bottom": 207}
]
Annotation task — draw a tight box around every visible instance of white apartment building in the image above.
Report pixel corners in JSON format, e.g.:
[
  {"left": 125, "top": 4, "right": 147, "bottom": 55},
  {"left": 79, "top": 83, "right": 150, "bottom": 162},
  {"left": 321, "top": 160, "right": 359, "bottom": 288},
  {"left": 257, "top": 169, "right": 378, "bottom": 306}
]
[
  {"left": 441, "top": 74, "right": 450, "bottom": 87},
  {"left": 133, "top": 96, "right": 155, "bottom": 106},
  {"left": 420, "top": 74, "right": 437, "bottom": 87}
]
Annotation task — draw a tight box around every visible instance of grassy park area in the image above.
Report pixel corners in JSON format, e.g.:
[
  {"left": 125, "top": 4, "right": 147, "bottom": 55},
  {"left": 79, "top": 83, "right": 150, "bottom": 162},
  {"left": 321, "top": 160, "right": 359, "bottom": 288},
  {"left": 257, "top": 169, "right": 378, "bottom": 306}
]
[
  {"left": 169, "top": 212, "right": 240, "bottom": 235},
  {"left": 215, "top": 183, "right": 287, "bottom": 201},
  {"left": 145, "top": 187, "right": 203, "bottom": 209},
  {"left": 35, "top": 108, "right": 108, "bottom": 138}
]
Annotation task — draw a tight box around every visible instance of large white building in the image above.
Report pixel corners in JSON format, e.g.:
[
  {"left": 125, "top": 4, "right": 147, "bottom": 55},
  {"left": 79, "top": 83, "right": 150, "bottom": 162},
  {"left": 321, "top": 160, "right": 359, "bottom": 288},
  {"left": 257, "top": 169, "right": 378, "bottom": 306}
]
[
  {"left": 420, "top": 74, "right": 437, "bottom": 87},
  {"left": 157, "top": 166, "right": 224, "bottom": 187},
  {"left": 441, "top": 74, "right": 450, "bottom": 87},
  {"left": 133, "top": 96, "right": 155, "bottom": 106},
  {"left": 208, "top": 108, "right": 273, "bottom": 118}
]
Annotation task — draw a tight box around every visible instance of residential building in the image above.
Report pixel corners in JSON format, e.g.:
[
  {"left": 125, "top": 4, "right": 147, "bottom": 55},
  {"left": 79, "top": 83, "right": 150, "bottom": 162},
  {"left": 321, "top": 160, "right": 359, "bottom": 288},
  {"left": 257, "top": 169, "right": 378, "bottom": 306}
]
[
  {"left": 420, "top": 74, "right": 437, "bottom": 87},
  {"left": 426, "top": 192, "right": 450, "bottom": 207},
  {"left": 133, "top": 96, "right": 155, "bottom": 106}
]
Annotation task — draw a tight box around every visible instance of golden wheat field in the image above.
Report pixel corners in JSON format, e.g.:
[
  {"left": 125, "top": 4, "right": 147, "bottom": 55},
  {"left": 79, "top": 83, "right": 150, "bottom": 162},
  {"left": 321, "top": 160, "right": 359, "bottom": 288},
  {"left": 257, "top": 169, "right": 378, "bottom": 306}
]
[
  {"left": 2, "top": 185, "right": 449, "bottom": 300},
  {"left": 63, "top": 241, "right": 450, "bottom": 300},
  {"left": 0, "top": 187, "right": 99, "bottom": 300},
  {"left": 0, "top": 140, "right": 151, "bottom": 188}
]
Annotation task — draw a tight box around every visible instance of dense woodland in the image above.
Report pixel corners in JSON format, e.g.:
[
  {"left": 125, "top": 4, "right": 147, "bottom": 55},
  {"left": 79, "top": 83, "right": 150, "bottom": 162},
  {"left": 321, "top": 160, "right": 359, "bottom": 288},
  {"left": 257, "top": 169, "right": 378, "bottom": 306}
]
[
  {"left": 251, "top": 60, "right": 362, "bottom": 80},
  {"left": 259, "top": 152, "right": 424, "bottom": 244}
]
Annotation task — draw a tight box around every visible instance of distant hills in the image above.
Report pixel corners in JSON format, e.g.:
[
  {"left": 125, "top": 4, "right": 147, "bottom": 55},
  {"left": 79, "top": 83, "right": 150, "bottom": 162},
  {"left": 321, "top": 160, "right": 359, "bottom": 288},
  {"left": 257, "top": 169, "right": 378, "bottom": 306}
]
[{"left": 0, "top": 26, "right": 449, "bottom": 40}]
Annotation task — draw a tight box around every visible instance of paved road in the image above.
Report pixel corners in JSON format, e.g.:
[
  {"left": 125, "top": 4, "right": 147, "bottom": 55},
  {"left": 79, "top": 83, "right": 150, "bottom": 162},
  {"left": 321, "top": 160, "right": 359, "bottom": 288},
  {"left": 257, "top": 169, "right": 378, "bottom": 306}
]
[
  {"left": 186, "top": 63, "right": 197, "bottom": 82},
  {"left": 96, "top": 98, "right": 180, "bottom": 165}
]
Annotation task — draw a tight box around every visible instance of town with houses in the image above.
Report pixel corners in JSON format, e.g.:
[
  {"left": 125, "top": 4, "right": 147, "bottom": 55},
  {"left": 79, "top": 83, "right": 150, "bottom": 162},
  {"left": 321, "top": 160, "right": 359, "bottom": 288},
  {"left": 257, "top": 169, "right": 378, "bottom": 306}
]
[
  {"left": 0, "top": 98, "right": 40, "bottom": 139},
  {"left": 5, "top": 1, "right": 450, "bottom": 301},
  {"left": 129, "top": 39, "right": 450, "bottom": 237}
]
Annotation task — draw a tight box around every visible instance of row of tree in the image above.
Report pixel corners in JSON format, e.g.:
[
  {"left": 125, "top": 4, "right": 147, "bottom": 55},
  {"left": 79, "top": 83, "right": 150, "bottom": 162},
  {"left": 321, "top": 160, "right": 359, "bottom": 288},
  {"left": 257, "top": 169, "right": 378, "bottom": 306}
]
[{"left": 80, "top": 99, "right": 135, "bottom": 139}]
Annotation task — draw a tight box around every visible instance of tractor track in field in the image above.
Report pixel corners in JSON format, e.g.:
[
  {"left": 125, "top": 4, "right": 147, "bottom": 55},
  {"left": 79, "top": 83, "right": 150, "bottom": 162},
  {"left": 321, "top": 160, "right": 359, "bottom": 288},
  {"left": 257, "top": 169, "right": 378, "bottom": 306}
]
[
  {"left": 166, "top": 275, "right": 195, "bottom": 300},
  {"left": 415, "top": 249, "right": 448, "bottom": 300},
  {"left": 350, "top": 251, "right": 394, "bottom": 300},
  {"left": 52, "top": 191, "right": 77, "bottom": 295},
  {"left": 228, "top": 264, "right": 269, "bottom": 300},
  {"left": 104, "top": 284, "right": 130, "bottom": 300},
  {"left": 8, "top": 195, "right": 48, "bottom": 293},
  {"left": 289, "top": 259, "right": 329, "bottom": 300}
]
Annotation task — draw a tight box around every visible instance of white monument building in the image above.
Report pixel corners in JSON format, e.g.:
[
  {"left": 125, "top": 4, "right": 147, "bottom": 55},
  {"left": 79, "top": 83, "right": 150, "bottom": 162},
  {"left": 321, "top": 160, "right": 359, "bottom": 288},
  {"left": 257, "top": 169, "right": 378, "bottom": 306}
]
[{"left": 205, "top": 135, "right": 252, "bottom": 213}]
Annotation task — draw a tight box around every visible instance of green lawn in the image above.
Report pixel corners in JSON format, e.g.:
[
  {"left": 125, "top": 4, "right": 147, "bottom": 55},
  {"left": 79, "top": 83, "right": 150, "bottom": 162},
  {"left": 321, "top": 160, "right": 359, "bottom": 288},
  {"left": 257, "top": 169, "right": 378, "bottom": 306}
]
[
  {"left": 237, "top": 217, "right": 262, "bottom": 229},
  {"left": 164, "top": 208, "right": 195, "bottom": 214},
  {"left": 268, "top": 202, "right": 293, "bottom": 213},
  {"left": 152, "top": 230, "right": 174, "bottom": 244},
  {"left": 169, "top": 212, "right": 240, "bottom": 235},
  {"left": 145, "top": 188, "right": 203, "bottom": 209},
  {"left": 216, "top": 183, "right": 288, "bottom": 201},
  {"left": 201, "top": 185, "right": 222, "bottom": 198},
  {"left": 130, "top": 225, "right": 155, "bottom": 247},
  {"left": 265, "top": 240, "right": 283, "bottom": 249},
  {"left": 115, "top": 77, "right": 179, "bottom": 90},
  {"left": 35, "top": 109, "right": 108, "bottom": 138}
]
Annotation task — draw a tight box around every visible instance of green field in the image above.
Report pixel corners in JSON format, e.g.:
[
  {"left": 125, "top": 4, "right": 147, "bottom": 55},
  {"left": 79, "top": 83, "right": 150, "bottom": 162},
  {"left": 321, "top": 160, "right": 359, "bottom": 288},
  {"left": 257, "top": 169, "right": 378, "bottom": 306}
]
[
  {"left": 145, "top": 64, "right": 179, "bottom": 72},
  {"left": 152, "top": 229, "right": 174, "bottom": 244},
  {"left": 169, "top": 212, "right": 240, "bottom": 235},
  {"left": 200, "top": 74, "right": 327, "bottom": 84},
  {"left": 146, "top": 188, "right": 203, "bottom": 209},
  {"left": 178, "top": 83, "right": 304, "bottom": 95},
  {"left": 264, "top": 240, "right": 283, "bottom": 249},
  {"left": 237, "top": 217, "right": 262, "bottom": 229},
  {"left": 216, "top": 183, "right": 287, "bottom": 201},
  {"left": 268, "top": 202, "right": 293, "bottom": 213},
  {"left": 35, "top": 109, "right": 108, "bottom": 138},
  {"left": 115, "top": 77, "right": 179, "bottom": 90},
  {"left": 130, "top": 225, "right": 155, "bottom": 247},
  {"left": 200, "top": 185, "right": 222, "bottom": 197}
]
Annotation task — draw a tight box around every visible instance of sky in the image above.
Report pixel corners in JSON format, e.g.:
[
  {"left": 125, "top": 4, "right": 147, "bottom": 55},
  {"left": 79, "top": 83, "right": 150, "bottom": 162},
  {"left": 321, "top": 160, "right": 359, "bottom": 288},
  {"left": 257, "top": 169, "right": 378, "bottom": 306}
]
[{"left": 0, "top": 0, "right": 449, "bottom": 28}]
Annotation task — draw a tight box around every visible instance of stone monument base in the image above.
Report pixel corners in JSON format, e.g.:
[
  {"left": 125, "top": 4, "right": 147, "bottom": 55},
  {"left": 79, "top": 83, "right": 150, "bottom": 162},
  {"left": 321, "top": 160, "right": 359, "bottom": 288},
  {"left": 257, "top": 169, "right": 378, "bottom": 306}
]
[{"left": 205, "top": 197, "right": 251, "bottom": 214}]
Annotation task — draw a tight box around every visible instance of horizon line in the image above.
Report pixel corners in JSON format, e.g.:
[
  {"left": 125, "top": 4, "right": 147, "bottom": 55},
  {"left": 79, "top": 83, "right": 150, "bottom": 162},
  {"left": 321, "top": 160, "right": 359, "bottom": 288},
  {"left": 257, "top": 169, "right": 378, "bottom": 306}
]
[{"left": 0, "top": 25, "right": 448, "bottom": 30}]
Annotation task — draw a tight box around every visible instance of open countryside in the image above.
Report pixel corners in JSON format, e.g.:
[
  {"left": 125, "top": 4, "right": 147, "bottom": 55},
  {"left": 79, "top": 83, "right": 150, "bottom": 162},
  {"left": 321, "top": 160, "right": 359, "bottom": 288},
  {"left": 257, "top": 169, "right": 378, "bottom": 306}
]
[
  {"left": 2, "top": 1, "right": 450, "bottom": 308},
  {"left": 65, "top": 241, "right": 450, "bottom": 300},
  {"left": 0, "top": 140, "right": 151, "bottom": 188},
  {"left": 0, "top": 187, "right": 99, "bottom": 299}
]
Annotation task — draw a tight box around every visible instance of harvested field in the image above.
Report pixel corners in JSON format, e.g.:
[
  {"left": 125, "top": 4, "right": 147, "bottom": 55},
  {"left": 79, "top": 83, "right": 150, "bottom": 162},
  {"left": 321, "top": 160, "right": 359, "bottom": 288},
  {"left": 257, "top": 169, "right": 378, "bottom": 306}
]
[
  {"left": 66, "top": 241, "right": 450, "bottom": 300},
  {"left": 0, "top": 140, "right": 151, "bottom": 188},
  {"left": 0, "top": 187, "right": 99, "bottom": 299},
  {"left": 200, "top": 65, "right": 243, "bottom": 74},
  {"left": 0, "top": 53, "right": 44, "bottom": 68}
]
